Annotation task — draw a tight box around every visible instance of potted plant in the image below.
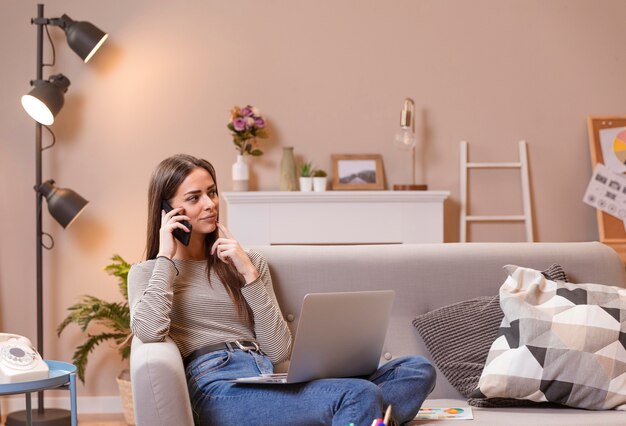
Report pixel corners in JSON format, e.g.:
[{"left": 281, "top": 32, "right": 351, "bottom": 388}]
[
  {"left": 312, "top": 169, "right": 327, "bottom": 192},
  {"left": 57, "top": 254, "right": 135, "bottom": 425},
  {"left": 299, "top": 161, "right": 314, "bottom": 192}
]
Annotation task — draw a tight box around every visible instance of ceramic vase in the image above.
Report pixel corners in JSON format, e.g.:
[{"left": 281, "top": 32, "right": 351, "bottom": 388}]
[
  {"left": 232, "top": 154, "right": 249, "bottom": 191},
  {"left": 313, "top": 177, "right": 327, "bottom": 192},
  {"left": 280, "top": 147, "right": 298, "bottom": 191}
]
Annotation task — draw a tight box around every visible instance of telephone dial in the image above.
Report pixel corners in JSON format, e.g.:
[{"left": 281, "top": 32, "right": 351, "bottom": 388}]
[{"left": 0, "top": 333, "right": 49, "bottom": 384}]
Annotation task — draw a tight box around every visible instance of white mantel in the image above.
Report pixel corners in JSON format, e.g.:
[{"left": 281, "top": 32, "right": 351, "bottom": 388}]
[{"left": 222, "top": 190, "right": 449, "bottom": 245}]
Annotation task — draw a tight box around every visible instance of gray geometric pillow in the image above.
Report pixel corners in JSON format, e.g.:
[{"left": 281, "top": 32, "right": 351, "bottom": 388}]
[
  {"left": 470, "top": 265, "right": 626, "bottom": 410},
  {"left": 469, "top": 263, "right": 567, "bottom": 408},
  {"left": 413, "top": 264, "right": 568, "bottom": 408}
]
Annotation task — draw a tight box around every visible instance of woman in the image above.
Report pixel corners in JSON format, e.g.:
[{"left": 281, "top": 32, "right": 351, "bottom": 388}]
[{"left": 129, "top": 154, "right": 436, "bottom": 425}]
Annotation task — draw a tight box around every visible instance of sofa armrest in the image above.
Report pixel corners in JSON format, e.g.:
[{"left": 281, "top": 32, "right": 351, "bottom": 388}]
[{"left": 130, "top": 336, "right": 193, "bottom": 426}]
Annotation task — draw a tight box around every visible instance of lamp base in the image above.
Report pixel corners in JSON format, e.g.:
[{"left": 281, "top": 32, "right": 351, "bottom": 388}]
[
  {"left": 393, "top": 184, "right": 428, "bottom": 191},
  {"left": 6, "top": 408, "right": 71, "bottom": 426}
]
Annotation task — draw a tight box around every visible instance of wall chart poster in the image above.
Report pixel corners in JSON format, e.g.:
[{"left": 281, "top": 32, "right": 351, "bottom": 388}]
[
  {"left": 583, "top": 163, "right": 626, "bottom": 225},
  {"left": 586, "top": 117, "right": 626, "bottom": 246}
]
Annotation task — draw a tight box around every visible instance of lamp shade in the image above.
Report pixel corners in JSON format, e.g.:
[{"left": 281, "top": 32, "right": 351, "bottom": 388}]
[
  {"left": 60, "top": 14, "right": 108, "bottom": 63},
  {"left": 37, "top": 180, "right": 88, "bottom": 228},
  {"left": 21, "top": 74, "right": 70, "bottom": 125}
]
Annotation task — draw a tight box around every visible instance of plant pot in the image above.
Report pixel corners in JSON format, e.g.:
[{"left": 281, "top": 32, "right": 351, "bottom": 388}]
[
  {"left": 299, "top": 176, "right": 313, "bottom": 192},
  {"left": 116, "top": 369, "right": 136, "bottom": 425},
  {"left": 313, "top": 177, "right": 327, "bottom": 192}
]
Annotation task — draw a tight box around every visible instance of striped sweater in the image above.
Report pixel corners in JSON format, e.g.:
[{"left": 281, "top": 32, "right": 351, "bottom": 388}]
[{"left": 128, "top": 250, "right": 292, "bottom": 364}]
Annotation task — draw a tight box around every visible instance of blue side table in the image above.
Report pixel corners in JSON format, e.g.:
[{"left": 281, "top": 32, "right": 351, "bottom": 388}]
[{"left": 0, "top": 360, "right": 77, "bottom": 426}]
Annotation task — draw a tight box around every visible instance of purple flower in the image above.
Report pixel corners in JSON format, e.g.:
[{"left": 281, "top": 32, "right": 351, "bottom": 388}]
[
  {"left": 228, "top": 104, "right": 268, "bottom": 156},
  {"left": 233, "top": 117, "right": 247, "bottom": 131}
]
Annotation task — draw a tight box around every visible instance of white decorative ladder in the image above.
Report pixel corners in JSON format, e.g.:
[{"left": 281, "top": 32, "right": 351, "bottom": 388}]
[{"left": 459, "top": 140, "right": 533, "bottom": 242}]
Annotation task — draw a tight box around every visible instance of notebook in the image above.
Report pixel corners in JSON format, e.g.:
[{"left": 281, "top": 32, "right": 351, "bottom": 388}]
[{"left": 231, "top": 290, "right": 395, "bottom": 384}]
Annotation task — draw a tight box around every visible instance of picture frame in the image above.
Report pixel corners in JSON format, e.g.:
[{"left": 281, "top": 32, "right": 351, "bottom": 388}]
[{"left": 331, "top": 154, "right": 385, "bottom": 190}]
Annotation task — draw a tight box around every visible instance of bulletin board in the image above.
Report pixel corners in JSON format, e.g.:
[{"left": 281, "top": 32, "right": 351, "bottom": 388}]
[{"left": 587, "top": 116, "right": 626, "bottom": 261}]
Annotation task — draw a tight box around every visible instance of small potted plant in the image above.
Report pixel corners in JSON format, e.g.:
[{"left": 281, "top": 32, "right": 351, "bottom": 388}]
[
  {"left": 57, "top": 254, "right": 135, "bottom": 425},
  {"left": 313, "top": 169, "right": 328, "bottom": 192},
  {"left": 299, "top": 161, "right": 314, "bottom": 192}
]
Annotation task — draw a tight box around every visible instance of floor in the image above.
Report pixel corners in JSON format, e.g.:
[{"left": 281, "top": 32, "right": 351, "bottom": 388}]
[{"left": 1, "top": 413, "right": 127, "bottom": 425}]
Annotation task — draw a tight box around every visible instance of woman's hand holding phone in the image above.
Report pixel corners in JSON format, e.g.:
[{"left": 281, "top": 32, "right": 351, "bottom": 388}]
[
  {"left": 157, "top": 204, "right": 192, "bottom": 259},
  {"left": 211, "top": 223, "right": 259, "bottom": 284},
  {"left": 161, "top": 201, "right": 192, "bottom": 246}
]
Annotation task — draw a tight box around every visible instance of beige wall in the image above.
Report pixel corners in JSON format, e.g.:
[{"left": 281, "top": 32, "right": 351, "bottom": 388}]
[{"left": 0, "top": 0, "right": 622, "bottom": 398}]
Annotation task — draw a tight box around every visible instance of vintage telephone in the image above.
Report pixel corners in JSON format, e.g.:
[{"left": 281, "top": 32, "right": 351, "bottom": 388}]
[{"left": 0, "top": 333, "right": 49, "bottom": 384}]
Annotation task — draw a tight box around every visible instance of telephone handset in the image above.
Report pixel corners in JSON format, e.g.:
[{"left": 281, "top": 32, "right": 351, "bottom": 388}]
[{"left": 0, "top": 333, "right": 49, "bottom": 384}]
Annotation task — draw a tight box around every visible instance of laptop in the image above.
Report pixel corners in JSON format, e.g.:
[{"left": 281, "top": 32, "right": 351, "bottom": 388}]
[{"left": 231, "top": 290, "right": 395, "bottom": 384}]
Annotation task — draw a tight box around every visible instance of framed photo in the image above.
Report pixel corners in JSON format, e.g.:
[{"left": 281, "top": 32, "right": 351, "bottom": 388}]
[{"left": 331, "top": 154, "right": 385, "bottom": 190}]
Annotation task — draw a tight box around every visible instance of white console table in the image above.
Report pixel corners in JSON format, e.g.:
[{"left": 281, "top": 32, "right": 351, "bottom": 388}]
[{"left": 222, "top": 191, "right": 449, "bottom": 245}]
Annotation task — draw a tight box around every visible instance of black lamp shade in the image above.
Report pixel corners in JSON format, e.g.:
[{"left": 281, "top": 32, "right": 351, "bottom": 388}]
[
  {"left": 61, "top": 14, "right": 108, "bottom": 63},
  {"left": 38, "top": 180, "right": 88, "bottom": 228},
  {"left": 21, "top": 74, "right": 70, "bottom": 125},
  {"left": 21, "top": 82, "right": 64, "bottom": 125}
]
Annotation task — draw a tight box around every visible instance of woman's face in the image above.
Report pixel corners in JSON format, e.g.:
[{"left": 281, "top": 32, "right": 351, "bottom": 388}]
[{"left": 169, "top": 167, "right": 219, "bottom": 235}]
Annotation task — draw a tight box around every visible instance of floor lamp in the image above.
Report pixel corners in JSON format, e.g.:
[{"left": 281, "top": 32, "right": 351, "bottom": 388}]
[{"left": 7, "top": 4, "right": 107, "bottom": 426}]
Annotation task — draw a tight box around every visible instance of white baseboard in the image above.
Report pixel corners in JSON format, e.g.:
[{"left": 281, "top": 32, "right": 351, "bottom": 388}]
[{"left": 0, "top": 395, "right": 122, "bottom": 415}]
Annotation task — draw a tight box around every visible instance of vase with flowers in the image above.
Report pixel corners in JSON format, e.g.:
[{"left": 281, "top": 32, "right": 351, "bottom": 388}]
[{"left": 228, "top": 105, "right": 268, "bottom": 191}]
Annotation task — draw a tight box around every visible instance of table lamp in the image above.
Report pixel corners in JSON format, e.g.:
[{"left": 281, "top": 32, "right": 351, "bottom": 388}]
[{"left": 393, "top": 98, "right": 427, "bottom": 190}]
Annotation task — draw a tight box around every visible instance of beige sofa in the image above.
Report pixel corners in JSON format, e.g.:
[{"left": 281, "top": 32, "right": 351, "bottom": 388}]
[{"left": 130, "top": 242, "right": 626, "bottom": 425}]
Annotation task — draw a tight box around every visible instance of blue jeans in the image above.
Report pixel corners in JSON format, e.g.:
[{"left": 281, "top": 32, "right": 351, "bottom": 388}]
[{"left": 186, "top": 348, "right": 436, "bottom": 426}]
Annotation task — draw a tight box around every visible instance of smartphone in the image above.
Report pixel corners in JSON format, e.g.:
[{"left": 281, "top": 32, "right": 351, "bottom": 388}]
[{"left": 161, "top": 201, "right": 192, "bottom": 246}]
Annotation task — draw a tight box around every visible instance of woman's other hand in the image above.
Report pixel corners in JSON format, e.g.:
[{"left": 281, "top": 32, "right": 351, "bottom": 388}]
[{"left": 211, "top": 223, "right": 259, "bottom": 283}]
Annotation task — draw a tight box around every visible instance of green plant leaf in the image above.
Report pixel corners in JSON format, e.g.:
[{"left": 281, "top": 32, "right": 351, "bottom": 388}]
[
  {"left": 104, "top": 254, "right": 131, "bottom": 299},
  {"left": 299, "top": 161, "right": 314, "bottom": 177},
  {"left": 71, "top": 331, "right": 131, "bottom": 383},
  {"left": 250, "top": 149, "right": 263, "bottom": 156},
  {"left": 58, "top": 254, "right": 133, "bottom": 384}
]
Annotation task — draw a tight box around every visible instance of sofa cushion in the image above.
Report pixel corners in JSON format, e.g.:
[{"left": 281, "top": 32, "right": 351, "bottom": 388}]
[
  {"left": 413, "top": 264, "right": 568, "bottom": 407},
  {"left": 471, "top": 265, "right": 626, "bottom": 410},
  {"left": 413, "top": 295, "right": 501, "bottom": 397}
]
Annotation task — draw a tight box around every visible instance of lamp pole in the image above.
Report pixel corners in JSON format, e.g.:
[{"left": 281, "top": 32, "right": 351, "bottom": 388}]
[{"left": 35, "top": 2, "right": 45, "bottom": 414}]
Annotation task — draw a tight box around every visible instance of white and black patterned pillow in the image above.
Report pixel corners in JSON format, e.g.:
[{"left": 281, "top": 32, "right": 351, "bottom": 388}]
[
  {"left": 413, "top": 264, "right": 568, "bottom": 407},
  {"left": 471, "top": 265, "right": 626, "bottom": 410}
]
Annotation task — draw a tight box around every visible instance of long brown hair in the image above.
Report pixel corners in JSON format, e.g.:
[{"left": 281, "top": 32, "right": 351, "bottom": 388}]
[{"left": 146, "top": 154, "right": 253, "bottom": 325}]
